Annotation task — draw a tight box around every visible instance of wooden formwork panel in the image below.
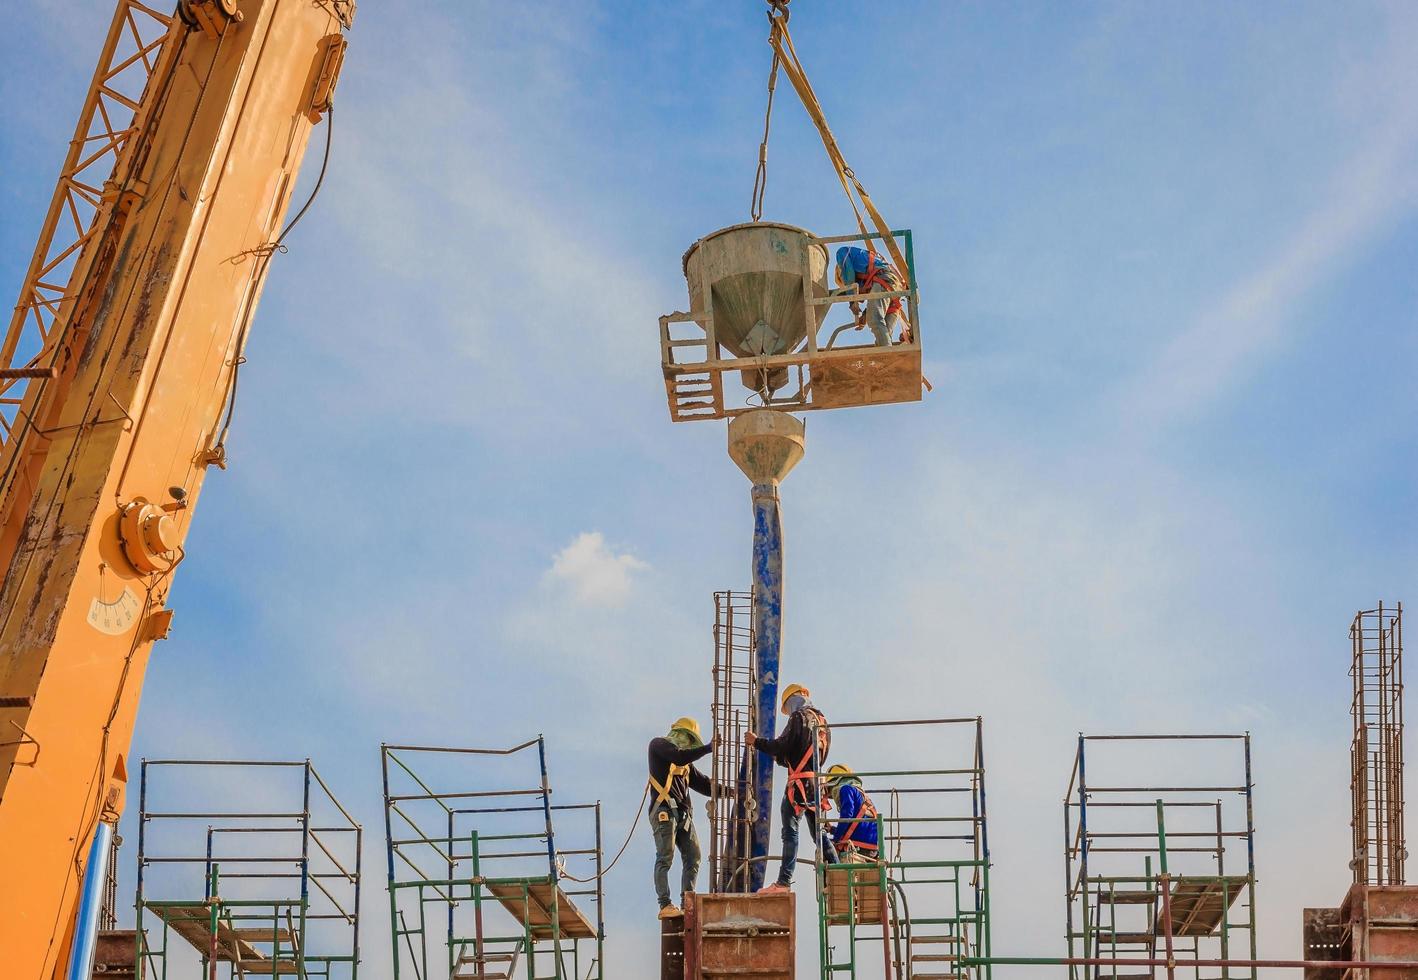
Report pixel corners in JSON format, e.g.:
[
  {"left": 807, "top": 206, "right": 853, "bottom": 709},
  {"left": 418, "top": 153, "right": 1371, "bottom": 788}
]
[
  {"left": 826, "top": 863, "right": 885, "bottom": 925},
  {"left": 809, "top": 346, "right": 922, "bottom": 410}
]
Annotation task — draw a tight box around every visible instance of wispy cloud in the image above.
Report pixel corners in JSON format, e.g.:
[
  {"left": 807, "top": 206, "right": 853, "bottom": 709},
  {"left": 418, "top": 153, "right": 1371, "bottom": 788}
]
[
  {"left": 543, "top": 530, "right": 648, "bottom": 607},
  {"left": 1118, "top": 5, "right": 1418, "bottom": 428}
]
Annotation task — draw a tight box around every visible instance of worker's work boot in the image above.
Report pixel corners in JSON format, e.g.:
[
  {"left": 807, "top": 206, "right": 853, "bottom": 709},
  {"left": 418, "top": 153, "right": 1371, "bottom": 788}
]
[
  {"left": 758, "top": 882, "right": 790, "bottom": 894},
  {"left": 658, "top": 904, "right": 682, "bottom": 919}
]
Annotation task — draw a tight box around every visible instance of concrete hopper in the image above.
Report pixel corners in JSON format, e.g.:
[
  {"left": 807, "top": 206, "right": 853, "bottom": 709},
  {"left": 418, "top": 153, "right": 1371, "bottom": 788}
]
[
  {"left": 682, "top": 222, "right": 830, "bottom": 395},
  {"left": 727, "top": 409, "right": 805, "bottom": 487}
]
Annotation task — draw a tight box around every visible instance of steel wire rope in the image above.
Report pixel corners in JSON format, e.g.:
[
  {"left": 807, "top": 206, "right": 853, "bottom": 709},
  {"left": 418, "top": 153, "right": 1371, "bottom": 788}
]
[
  {"left": 558, "top": 781, "right": 651, "bottom": 883},
  {"left": 748, "top": 6, "right": 783, "bottom": 222}
]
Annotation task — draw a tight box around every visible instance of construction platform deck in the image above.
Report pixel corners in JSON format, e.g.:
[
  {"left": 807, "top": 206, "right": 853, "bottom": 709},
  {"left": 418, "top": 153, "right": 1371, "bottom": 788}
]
[
  {"left": 1161, "top": 875, "right": 1250, "bottom": 936},
  {"left": 485, "top": 878, "right": 598, "bottom": 941},
  {"left": 145, "top": 902, "right": 298, "bottom": 973}
]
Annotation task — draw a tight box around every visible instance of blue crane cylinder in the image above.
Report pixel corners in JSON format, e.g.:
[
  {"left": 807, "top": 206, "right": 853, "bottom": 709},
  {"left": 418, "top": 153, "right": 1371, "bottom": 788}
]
[
  {"left": 748, "top": 482, "right": 785, "bottom": 891},
  {"left": 726, "top": 409, "right": 805, "bottom": 893}
]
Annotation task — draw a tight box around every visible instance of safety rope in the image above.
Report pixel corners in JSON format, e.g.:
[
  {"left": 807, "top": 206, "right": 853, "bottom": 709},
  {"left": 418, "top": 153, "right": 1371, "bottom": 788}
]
[
  {"left": 558, "top": 781, "right": 651, "bottom": 883},
  {"left": 766, "top": 9, "right": 910, "bottom": 280},
  {"left": 763, "top": 3, "right": 929, "bottom": 385}
]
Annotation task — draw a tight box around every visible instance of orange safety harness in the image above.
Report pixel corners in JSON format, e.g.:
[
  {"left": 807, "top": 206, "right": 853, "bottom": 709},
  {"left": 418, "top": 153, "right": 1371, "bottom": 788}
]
[
  {"left": 857, "top": 252, "right": 904, "bottom": 319},
  {"left": 784, "top": 708, "right": 831, "bottom": 816},
  {"left": 835, "top": 791, "right": 879, "bottom": 851}
]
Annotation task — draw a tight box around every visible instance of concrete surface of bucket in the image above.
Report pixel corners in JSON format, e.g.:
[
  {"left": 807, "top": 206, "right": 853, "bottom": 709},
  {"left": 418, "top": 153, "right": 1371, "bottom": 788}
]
[
  {"left": 682, "top": 222, "right": 829, "bottom": 394},
  {"left": 728, "top": 410, "right": 805, "bottom": 487}
]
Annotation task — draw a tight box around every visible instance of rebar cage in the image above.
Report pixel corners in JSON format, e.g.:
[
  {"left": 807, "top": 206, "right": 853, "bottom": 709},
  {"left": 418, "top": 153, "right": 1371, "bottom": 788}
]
[
  {"left": 1064, "top": 735, "right": 1258, "bottom": 980},
  {"left": 134, "top": 758, "right": 363, "bottom": 979},
  {"left": 1350, "top": 602, "right": 1405, "bottom": 886},
  {"left": 380, "top": 739, "right": 605, "bottom": 980},
  {"left": 812, "top": 716, "right": 992, "bottom": 980},
  {"left": 659, "top": 228, "right": 924, "bottom": 422},
  {"left": 708, "top": 590, "right": 759, "bottom": 893}
]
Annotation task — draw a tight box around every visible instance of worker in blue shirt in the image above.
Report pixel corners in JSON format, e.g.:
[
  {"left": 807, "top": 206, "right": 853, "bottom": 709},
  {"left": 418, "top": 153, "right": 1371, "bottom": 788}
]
[
  {"left": 833, "top": 245, "right": 906, "bottom": 347},
  {"left": 825, "top": 764, "right": 880, "bottom": 857}
]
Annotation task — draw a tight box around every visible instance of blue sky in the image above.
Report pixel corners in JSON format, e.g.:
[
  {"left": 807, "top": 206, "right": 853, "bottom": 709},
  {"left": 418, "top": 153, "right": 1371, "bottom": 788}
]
[{"left": 4, "top": 1, "right": 1418, "bottom": 976}]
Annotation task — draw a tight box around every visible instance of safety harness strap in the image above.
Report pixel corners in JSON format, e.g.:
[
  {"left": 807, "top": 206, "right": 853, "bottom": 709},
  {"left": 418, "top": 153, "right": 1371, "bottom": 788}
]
[
  {"left": 836, "top": 794, "right": 879, "bottom": 848},
  {"left": 649, "top": 763, "right": 691, "bottom": 808}
]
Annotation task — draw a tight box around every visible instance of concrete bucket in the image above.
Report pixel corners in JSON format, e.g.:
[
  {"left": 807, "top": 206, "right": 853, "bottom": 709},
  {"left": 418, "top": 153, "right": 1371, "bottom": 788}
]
[{"left": 681, "top": 222, "right": 830, "bottom": 395}]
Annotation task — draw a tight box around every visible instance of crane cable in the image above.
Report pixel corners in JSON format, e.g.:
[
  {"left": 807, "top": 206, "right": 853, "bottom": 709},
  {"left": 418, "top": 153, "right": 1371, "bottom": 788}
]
[
  {"left": 764, "top": 4, "right": 910, "bottom": 283},
  {"left": 748, "top": 43, "right": 780, "bottom": 222},
  {"left": 557, "top": 781, "right": 651, "bottom": 883},
  {"left": 212, "top": 102, "right": 335, "bottom": 458},
  {"left": 760, "top": 1, "right": 928, "bottom": 384}
]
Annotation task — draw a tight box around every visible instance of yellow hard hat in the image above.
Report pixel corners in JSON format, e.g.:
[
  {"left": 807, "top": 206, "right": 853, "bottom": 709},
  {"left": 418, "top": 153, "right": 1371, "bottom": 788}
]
[
  {"left": 670, "top": 717, "right": 704, "bottom": 748},
  {"left": 826, "top": 764, "right": 860, "bottom": 789},
  {"left": 780, "top": 683, "right": 809, "bottom": 714}
]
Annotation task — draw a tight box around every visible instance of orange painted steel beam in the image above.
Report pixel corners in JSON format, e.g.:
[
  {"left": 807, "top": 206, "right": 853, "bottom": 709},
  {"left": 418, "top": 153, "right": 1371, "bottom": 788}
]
[{"left": 0, "top": 1, "right": 352, "bottom": 976}]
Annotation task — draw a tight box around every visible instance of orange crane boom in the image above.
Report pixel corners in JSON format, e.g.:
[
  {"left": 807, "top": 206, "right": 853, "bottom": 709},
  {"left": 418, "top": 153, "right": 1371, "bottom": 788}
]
[{"left": 0, "top": 1, "right": 352, "bottom": 975}]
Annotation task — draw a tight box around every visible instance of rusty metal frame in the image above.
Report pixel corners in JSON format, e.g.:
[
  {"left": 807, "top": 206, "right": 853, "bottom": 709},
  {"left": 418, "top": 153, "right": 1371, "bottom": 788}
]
[
  {"left": 707, "top": 590, "right": 759, "bottom": 893},
  {"left": 659, "top": 227, "right": 923, "bottom": 422},
  {"left": 1351, "top": 602, "right": 1405, "bottom": 886}
]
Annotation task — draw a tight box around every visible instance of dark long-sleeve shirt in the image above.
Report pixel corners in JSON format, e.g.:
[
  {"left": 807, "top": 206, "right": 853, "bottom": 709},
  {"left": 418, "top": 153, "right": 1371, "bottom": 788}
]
[
  {"left": 647, "top": 737, "right": 713, "bottom": 810},
  {"left": 752, "top": 708, "right": 828, "bottom": 772}
]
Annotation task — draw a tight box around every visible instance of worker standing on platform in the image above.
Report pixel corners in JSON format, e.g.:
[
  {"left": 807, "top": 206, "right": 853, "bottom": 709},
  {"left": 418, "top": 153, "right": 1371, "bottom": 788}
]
[
  {"left": 825, "top": 764, "right": 880, "bottom": 858},
  {"left": 834, "top": 245, "right": 907, "bottom": 346},
  {"left": 746, "top": 682, "right": 838, "bottom": 892},
  {"left": 648, "top": 717, "right": 718, "bottom": 918}
]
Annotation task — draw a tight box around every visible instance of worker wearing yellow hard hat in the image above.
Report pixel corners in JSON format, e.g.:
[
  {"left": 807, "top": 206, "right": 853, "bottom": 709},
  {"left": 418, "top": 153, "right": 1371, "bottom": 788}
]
[
  {"left": 825, "top": 764, "right": 880, "bottom": 858},
  {"left": 648, "top": 716, "right": 723, "bottom": 918},
  {"left": 745, "top": 682, "right": 838, "bottom": 892}
]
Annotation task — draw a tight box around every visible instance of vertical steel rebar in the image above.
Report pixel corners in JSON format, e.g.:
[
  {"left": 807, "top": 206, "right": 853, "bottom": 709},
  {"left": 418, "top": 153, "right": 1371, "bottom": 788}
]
[{"left": 1351, "top": 604, "right": 1405, "bottom": 885}]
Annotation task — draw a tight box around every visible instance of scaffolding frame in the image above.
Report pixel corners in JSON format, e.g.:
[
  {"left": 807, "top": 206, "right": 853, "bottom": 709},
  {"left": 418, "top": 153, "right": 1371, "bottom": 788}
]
[
  {"left": 380, "top": 739, "right": 605, "bottom": 980},
  {"left": 134, "top": 758, "right": 362, "bottom": 979},
  {"left": 1350, "top": 602, "right": 1405, "bottom": 886},
  {"left": 1063, "top": 735, "right": 1257, "bottom": 980},
  {"left": 809, "top": 717, "right": 992, "bottom": 980},
  {"left": 708, "top": 590, "right": 759, "bottom": 893}
]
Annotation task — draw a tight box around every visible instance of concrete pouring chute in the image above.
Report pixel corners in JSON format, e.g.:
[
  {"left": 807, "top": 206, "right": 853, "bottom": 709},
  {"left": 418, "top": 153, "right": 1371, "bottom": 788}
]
[
  {"left": 727, "top": 410, "right": 805, "bottom": 488},
  {"left": 682, "top": 221, "right": 830, "bottom": 397}
]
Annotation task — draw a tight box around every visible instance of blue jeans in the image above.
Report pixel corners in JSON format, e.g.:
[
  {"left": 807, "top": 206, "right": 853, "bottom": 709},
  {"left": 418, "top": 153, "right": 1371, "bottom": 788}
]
[
  {"left": 651, "top": 804, "right": 700, "bottom": 908},
  {"left": 775, "top": 794, "right": 838, "bottom": 886}
]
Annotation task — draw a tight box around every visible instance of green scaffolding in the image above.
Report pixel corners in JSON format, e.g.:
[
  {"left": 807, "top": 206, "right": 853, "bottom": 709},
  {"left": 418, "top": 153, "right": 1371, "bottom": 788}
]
[
  {"left": 134, "top": 758, "right": 362, "bottom": 979},
  {"left": 1063, "top": 734, "right": 1258, "bottom": 980},
  {"left": 811, "top": 717, "right": 992, "bottom": 980},
  {"left": 380, "top": 738, "right": 605, "bottom": 980}
]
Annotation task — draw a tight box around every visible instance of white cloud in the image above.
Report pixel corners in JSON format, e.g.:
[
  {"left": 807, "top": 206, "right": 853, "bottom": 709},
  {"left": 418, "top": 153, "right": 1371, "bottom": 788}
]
[
  {"left": 543, "top": 531, "right": 648, "bottom": 607},
  {"left": 1119, "top": 5, "right": 1418, "bottom": 428}
]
